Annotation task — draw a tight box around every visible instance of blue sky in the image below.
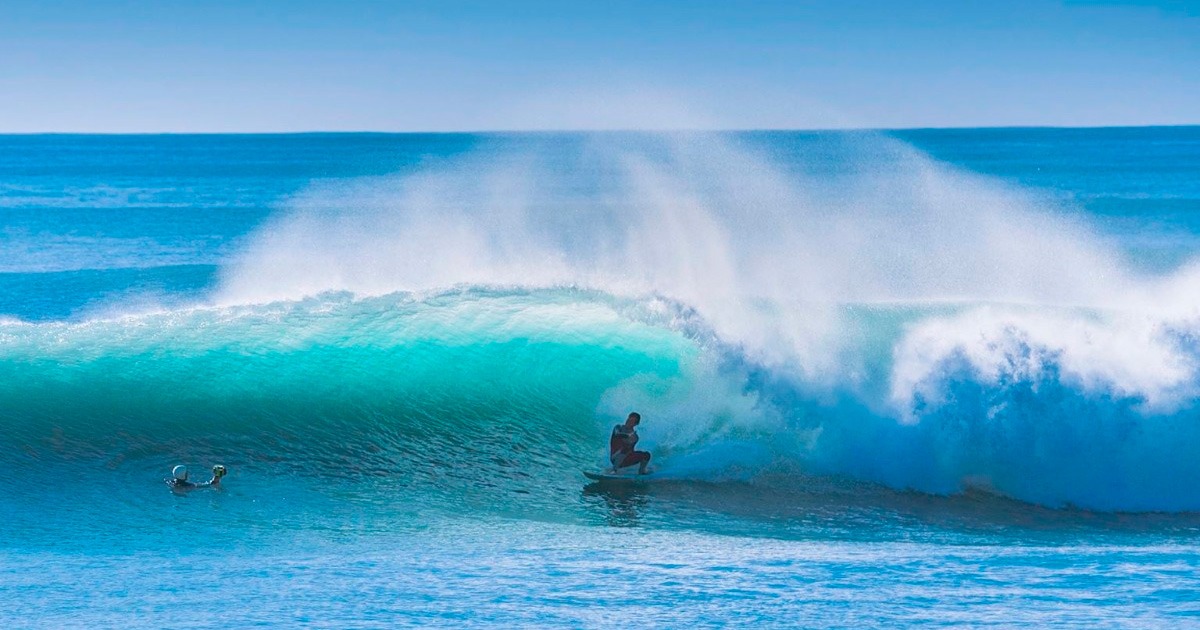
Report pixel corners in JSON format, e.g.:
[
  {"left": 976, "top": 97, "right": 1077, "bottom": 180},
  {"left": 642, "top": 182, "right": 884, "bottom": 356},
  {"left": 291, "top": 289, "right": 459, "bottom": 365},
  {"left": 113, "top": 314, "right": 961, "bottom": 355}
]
[{"left": 1, "top": 0, "right": 1197, "bottom": 131}]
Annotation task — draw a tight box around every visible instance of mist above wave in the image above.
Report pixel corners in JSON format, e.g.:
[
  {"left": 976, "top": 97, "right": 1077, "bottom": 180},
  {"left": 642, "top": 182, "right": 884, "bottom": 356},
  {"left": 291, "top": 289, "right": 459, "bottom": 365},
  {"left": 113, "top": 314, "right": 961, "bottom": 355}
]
[
  {"left": 203, "top": 131, "right": 1200, "bottom": 511},
  {"left": 218, "top": 132, "right": 1141, "bottom": 366}
]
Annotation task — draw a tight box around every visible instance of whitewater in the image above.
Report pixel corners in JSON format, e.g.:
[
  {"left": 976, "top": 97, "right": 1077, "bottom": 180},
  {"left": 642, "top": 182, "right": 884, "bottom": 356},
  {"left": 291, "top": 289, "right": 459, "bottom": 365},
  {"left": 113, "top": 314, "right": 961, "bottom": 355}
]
[{"left": 1, "top": 129, "right": 1199, "bottom": 628}]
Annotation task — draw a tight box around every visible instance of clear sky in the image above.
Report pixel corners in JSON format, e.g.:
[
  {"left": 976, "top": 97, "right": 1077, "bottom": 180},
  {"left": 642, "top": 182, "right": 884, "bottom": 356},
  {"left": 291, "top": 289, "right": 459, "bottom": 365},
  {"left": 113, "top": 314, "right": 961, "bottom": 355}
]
[{"left": 1, "top": 0, "right": 1197, "bottom": 132}]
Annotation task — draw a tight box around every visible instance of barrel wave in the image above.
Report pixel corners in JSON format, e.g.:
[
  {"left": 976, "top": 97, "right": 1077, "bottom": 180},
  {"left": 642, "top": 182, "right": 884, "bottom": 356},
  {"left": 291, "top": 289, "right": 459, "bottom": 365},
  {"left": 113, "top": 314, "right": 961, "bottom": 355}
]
[
  {"left": 5, "top": 290, "right": 1200, "bottom": 515},
  {"left": 3, "top": 131, "right": 1200, "bottom": 519}
]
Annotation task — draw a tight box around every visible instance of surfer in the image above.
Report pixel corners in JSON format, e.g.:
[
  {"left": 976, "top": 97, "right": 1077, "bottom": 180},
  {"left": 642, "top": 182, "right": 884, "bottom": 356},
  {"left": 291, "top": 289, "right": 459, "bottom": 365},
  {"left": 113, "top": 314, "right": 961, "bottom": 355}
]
[
  {"left": 167, "top": 464, "right": 227, "bottom": 489},
  {"left": 609, "top": 412, "right": 651, "bottom": 474}
]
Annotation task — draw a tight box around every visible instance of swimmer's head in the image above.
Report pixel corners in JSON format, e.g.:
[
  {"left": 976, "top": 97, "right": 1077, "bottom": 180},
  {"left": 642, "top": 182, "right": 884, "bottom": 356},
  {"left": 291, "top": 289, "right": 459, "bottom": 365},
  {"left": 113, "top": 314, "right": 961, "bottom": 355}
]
[
  {"left": 212, "top": 465, "right": 227, "bottom": 479},
  {"left": 172, "top": 465, "right": 188, "bottom": 481}
]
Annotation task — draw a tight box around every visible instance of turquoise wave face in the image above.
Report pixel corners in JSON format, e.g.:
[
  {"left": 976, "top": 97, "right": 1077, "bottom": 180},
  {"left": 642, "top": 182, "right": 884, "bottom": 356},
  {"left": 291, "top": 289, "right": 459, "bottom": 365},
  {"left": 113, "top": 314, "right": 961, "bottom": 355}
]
[
  {"left": 0, "top": 288, "right": 693, "bottom": 472},
  {"left": 0, "top": 289, "right": 723, "bottom": 527}
]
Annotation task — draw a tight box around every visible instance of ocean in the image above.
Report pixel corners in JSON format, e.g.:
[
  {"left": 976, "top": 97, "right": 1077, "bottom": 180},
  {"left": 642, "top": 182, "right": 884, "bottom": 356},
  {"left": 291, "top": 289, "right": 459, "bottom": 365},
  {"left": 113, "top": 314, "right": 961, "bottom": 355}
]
[{"left": 1, "top": 128, "right": 1199, "bottom": 628}]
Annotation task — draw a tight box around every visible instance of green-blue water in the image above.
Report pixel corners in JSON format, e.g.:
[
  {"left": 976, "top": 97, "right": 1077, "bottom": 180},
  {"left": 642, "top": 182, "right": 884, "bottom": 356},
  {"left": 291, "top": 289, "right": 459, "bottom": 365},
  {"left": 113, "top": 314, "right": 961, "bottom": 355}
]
[{"left": 2, "top": 129, "right": 1200, "bottom": 628}]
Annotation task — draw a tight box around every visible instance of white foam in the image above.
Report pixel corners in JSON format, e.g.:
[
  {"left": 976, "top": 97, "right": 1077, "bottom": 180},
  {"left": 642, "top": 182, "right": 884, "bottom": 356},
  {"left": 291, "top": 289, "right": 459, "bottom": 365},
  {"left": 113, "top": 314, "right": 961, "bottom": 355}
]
[{"left": 891, "top": 306, "right": 1200, "bottom": 420}]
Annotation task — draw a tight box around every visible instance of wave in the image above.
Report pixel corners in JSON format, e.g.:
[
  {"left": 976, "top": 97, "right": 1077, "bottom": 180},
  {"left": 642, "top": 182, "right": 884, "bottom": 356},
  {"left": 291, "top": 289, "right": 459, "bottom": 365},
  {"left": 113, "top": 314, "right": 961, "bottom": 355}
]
[
  {"left": 5, "top": 131, "right": 1200, "bottom": 515},
  {"left": 3, "top": 287, "right": 1200, "bottom": 513}
]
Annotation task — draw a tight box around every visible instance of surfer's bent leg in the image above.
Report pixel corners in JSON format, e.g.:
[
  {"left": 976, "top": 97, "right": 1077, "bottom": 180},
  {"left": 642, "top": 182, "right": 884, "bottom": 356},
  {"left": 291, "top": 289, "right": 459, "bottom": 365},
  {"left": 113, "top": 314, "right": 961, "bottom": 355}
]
[{"left": 619, "top": 451, "right": 651, "bottom": 474}]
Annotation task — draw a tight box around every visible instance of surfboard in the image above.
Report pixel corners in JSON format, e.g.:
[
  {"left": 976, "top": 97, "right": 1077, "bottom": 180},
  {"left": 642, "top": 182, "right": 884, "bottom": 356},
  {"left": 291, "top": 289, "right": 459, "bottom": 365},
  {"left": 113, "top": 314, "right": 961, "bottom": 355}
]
[{"left": 583, "top": 470, "right": 659, "bottom": 482}]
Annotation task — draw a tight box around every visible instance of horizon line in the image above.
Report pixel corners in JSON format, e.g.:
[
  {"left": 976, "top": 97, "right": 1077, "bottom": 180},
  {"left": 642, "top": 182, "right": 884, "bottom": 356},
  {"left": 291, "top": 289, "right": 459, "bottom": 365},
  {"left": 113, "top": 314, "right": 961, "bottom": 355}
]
[{"left": 1, "top": 124, "right": 1198, "bottom": 136}]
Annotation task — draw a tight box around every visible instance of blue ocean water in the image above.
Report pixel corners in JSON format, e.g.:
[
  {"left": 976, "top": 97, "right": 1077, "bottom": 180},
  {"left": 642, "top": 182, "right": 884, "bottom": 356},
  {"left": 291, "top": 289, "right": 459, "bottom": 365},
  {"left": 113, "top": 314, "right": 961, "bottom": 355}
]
[{"left": 2, "top": 129, "right": 1200, "bottom": 628}]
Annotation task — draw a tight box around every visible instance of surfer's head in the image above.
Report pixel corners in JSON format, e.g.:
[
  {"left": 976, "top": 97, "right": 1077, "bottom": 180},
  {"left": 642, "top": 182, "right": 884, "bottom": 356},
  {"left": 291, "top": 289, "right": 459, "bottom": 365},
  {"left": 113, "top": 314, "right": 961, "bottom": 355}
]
[
  {"left": 212, "top": 465, "right": 227, "bottom": 479},
  {"left": 172, "top": 465, "right": 189, "bottom": 481},
  {"left": 625, "top": 412, "right": 641, "bottom": 427}
]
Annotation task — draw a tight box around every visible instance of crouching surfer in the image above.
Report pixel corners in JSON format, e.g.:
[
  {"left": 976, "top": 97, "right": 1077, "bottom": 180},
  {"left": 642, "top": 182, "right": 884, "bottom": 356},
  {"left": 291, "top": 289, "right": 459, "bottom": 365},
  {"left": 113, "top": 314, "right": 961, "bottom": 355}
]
[
  {"left": 167, "top": 464, "right": 227, "bottom": 489},
  {"left": 609, "top": 412, "right": 651, "bottom": 474}
]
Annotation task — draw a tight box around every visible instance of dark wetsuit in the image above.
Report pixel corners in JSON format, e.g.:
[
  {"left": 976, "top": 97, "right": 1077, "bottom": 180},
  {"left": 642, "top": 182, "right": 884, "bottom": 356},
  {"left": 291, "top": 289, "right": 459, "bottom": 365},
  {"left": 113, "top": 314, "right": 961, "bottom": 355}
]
[{"left": 609, "top": 424, "right": 651, "bottom": 471}]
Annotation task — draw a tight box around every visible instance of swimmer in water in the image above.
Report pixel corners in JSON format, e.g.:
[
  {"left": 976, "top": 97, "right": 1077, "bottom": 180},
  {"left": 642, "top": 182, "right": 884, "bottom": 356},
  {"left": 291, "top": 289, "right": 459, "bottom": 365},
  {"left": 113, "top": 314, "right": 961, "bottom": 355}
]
[{"left": 167, "top": 464, "right": 227, "bottom": 489}]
